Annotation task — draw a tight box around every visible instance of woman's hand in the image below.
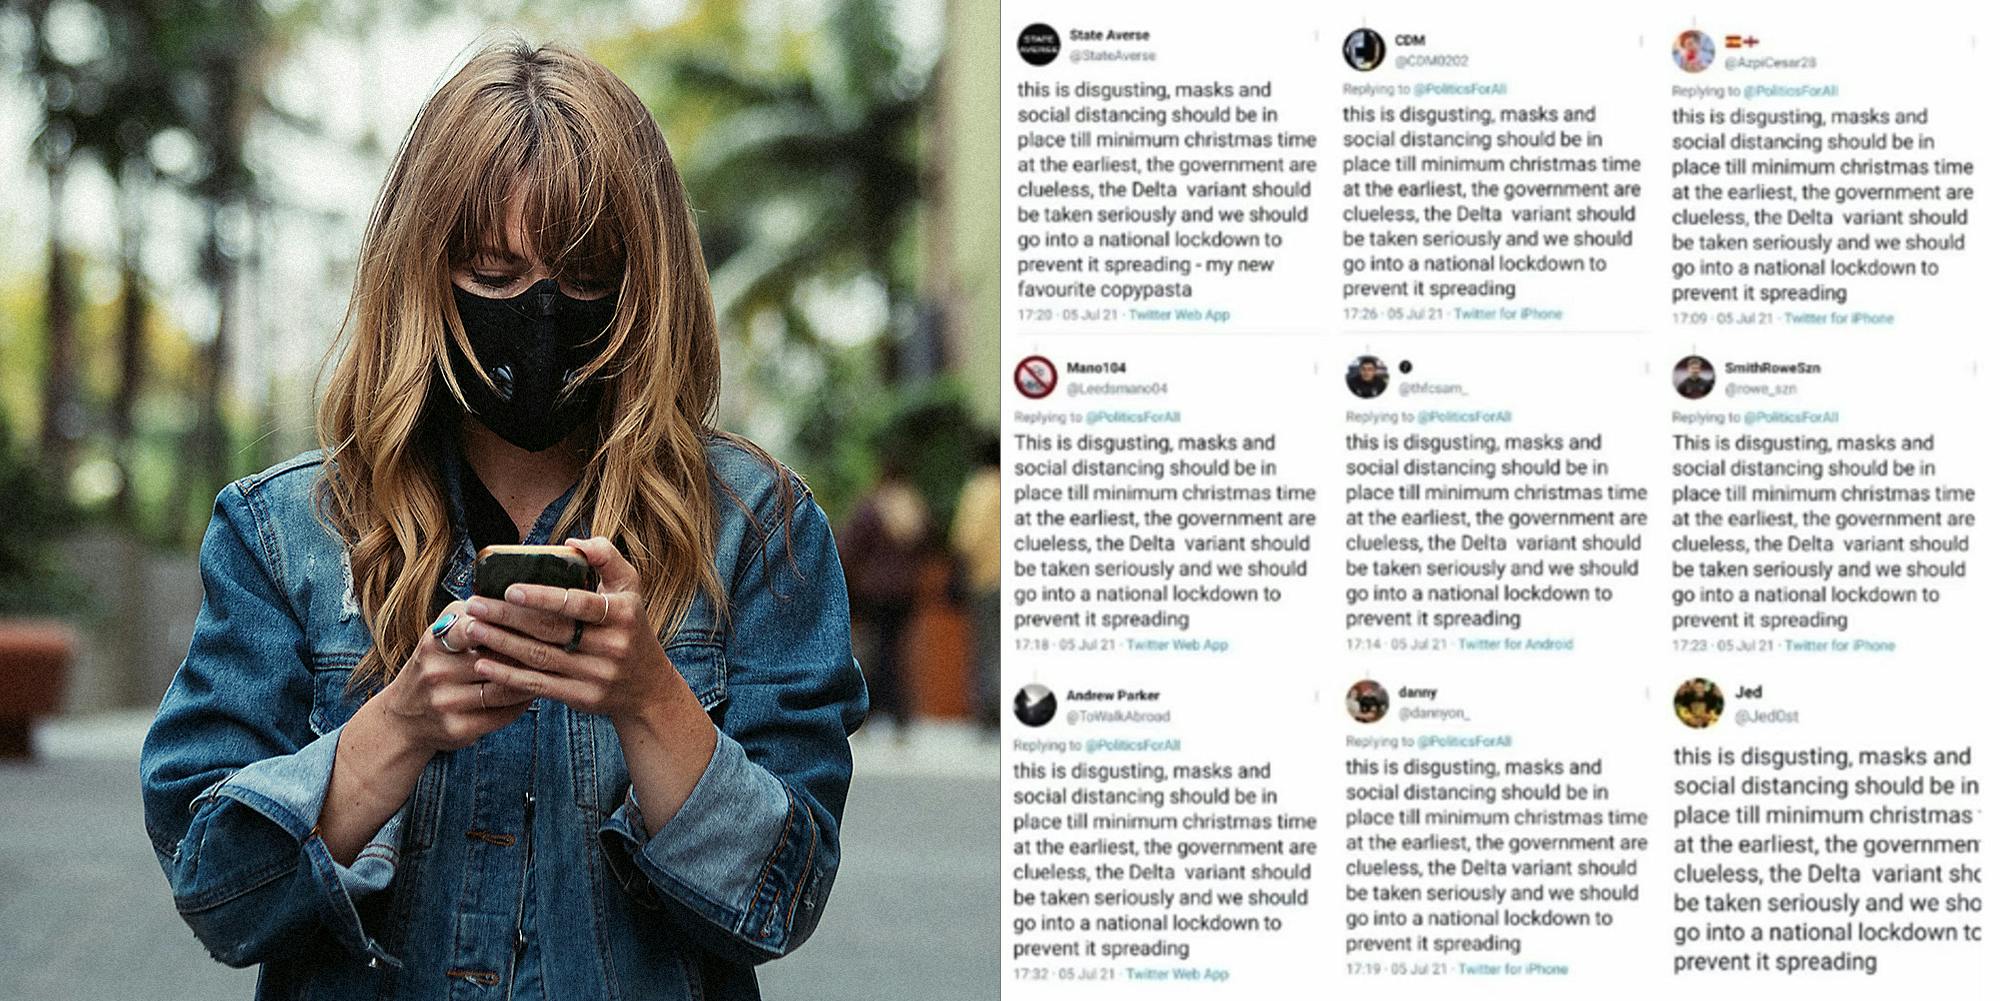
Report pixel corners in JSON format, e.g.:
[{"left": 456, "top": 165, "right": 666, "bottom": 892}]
[
  {"left": 460, "top": 537, "right": 692, "bottom": 727},
  {"left": 464, "top": 536, "right": 720, "bottom": 832},
  {"left": 376, "top": 599, "right": 538, "bottom": 753}
]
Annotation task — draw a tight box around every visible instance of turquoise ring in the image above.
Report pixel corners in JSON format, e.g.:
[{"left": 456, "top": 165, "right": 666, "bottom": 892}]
[{"left": 431, "top": 610, "right": 465, "bottom": 654}]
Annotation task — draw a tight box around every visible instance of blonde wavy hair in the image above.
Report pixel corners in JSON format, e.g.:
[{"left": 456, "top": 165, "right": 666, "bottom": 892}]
[{"left": 315, "top": 38, "right": 786, "bottom": 692}]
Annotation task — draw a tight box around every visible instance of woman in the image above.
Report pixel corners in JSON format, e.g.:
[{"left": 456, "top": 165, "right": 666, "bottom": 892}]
[
  {"left": 138, "top": 39, "right": 867, "bottom": 1000},
  {"left": 837, "top": 454, "right": 929, "bottom": 739}
]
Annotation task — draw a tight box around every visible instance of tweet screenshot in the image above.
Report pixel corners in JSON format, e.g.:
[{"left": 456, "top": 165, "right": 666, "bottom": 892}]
[{"left": 1001, "top": 2, "right": 1995, "bottom": 997}]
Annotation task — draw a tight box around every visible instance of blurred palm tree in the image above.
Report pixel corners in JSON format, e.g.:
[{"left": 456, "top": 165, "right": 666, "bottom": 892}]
[
  {"left": 588, "top": 0, "right": 962, "bottom": 523},
  {"left": 9, "top": 0, "right": 268, "bottom": 536},
  {"left": 5, "top": 0, "right": 442, "bottom": 540},
  {"left": 13, "top": 0, "right": 92, "bottom": 483},
  {"left": 656, "top": 0, "right": 933, "bottom": 379},
  {"left": 73, "top": 3, "right": 181, "bottom": 521},
  {"left": 167, "top": 2, "right": 269, "bottom": 544}
]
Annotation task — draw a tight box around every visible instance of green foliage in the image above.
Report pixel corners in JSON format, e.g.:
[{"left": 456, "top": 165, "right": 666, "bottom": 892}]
[
  {"left": 597, "top": 0, "right": 981, "bottom": 533},
  {"left": 793, "top": 370, "right": 980, "bottom": 535},
  {"left": 616, "top": 0, "right": 931, "bottom": 351},
  {"left": 0, "top": 409, "right": 90, "bottom": 616}
]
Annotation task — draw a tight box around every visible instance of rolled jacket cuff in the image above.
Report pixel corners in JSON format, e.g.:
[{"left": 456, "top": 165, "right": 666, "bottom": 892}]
[
  {"left": 209, "top": 723, "right": 407, "bottom": 968},
  {"left": 598, "top": 727, "right": 790, "bottom": 918}
]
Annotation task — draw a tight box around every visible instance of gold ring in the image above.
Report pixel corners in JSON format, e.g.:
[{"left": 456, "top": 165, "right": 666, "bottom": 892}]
[
  {"left": 599, "top": 592, "right": 612, "bottom": 624},
  {"left": 479, "top": 682, "right": 488, "bottom": 709}
]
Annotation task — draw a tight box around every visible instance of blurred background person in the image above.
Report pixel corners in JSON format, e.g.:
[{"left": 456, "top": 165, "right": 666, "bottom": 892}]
[
  {"left": 952, "top": 434, "right": 1001, "bottom": 733},
  {"left": 839, "top": 452, "right": 929, "bottom": 741}
]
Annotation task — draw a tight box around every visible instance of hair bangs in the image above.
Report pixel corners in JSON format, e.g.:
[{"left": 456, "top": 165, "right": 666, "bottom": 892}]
[{"left": 446, "top": 109, "right": 627, "bottom": 285}]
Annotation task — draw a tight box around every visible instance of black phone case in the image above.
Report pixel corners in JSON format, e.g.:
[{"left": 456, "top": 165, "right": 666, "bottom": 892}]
[{"left": 473, "top": 551, "right": 596, "bottom": 599}]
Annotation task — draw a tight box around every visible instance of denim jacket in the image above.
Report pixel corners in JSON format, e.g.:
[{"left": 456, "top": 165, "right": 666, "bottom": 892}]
[{"left": 139, "top": 436, "right": 867, "bottom": 999}]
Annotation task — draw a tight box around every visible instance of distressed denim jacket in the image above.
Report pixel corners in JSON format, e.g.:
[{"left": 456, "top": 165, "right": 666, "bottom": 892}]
[{"left": 139, "top": 436, "right": 867, "bottom": 999}]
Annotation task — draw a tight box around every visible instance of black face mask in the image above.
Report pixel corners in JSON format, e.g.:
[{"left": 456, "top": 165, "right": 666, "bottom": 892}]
[{"left": 446, "top": 278, "right": 617, "bottom": 452}]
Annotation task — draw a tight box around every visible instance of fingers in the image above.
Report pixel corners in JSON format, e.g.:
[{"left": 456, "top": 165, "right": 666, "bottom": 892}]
[
  {"left": 417, "top": 646, "right": 533, "bottom": 704},
  {"left": 466, "top": 593, "right": 575, "bottom": 644},
  {"left": 473, "top": 655, "right": 591, "bottom": 708},
  {"left": 564, "top": 535, "right": 640, "bottom": 593},
  {"left": 399, "top": 627, "right": 539, "bottom": 751},
  {"left": 438, "top": 682, "right": 536, "bottom": 748},
  {"left": 465, "top": 615, "right": 630, "bottom": 662},
  {"left": 444, "top": 680, "right": 536, "bottom": 716},
  {"left": 490, "top": 584, "right": 623, "bottom": 626},
  {"left": 468, "top": 679, "right": 537, "bottom": 710},
  {"left": 464, "top": 617, "right": 591, "bottom": 678}
]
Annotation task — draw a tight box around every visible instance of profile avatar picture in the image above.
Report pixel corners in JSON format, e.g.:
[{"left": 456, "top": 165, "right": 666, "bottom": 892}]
[
  {"left": 1674, "top": 678, "right": 1725, "bottom": 729},
  {"left": 1673, "top": 30, "right": 1715, "bottom": 73},
  {"left": 1014, "top": 355, "right": 1057, "bottom": 399},
  {"left": 1018, "top": 24, "right": 1061, "bottom": 66},
  {"left": 1346, "top": 354, "right": 1389, "bottom": 399},
  {"left": 1015, "top": 684, "right": 1058, "bottom": 727},
  {"left": 1673, "top": 354, "right": 1716, "bottom": 400},
  {"left": 1346, "top": 680, "right": 1390, "bottom": 724},
  {"left": 1343, "top": 28, "right": 1386, "bottom": 72}
]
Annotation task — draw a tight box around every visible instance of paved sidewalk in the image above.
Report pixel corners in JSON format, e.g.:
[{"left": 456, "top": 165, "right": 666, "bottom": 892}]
[{"left": 0, "top": 712, "right": 998, "bottom": 1000}]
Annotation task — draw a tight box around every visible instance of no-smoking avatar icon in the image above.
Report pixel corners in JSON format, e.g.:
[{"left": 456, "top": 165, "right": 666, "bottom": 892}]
[{"left": 1015, "top": 355, "right": 1057, "bottom": 399}]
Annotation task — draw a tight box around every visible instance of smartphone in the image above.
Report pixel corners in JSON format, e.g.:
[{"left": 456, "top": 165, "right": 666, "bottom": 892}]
[{"left": 473, "top": 544, "right": 596, "bottom": 600}]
